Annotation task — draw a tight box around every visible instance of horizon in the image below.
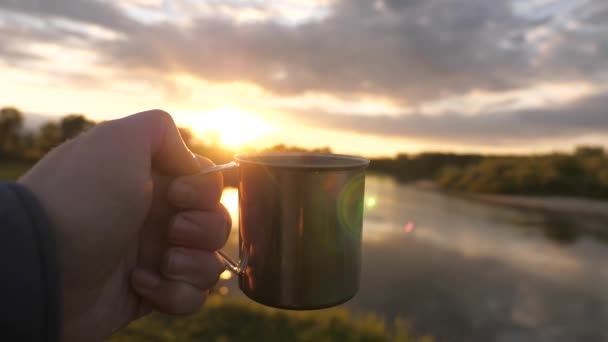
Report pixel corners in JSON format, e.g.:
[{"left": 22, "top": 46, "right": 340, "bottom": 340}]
[
  {"left": 1, "top": 0, "right": 608, "bottom": 157},
  {"left": 7, "top": 107, "right": 603, "bottom": 159}
]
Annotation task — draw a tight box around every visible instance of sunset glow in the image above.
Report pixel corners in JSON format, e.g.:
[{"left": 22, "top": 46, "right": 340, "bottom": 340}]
[
  {"left": 220, "top": 188, "right": 239, "bottom": 227},
  {"left": 186, "top": 108, "right": 277, "bottom": 148}
]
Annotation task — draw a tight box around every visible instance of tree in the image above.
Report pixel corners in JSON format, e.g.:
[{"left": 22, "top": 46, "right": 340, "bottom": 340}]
[
  {"left": 19, "top": 131, "right": 41, "bottom": 160},
  {"left": 60, "top": 114, "right": 95, "bottom": 141},
  {"left": 575, "top": 146, "right": 605, "bottom": 158},
  {"left": 0, "top": 107, "right": 24, "bottom": 158},
  {"left": 36, "top": 122, "right": 62, "bottom": 154}
]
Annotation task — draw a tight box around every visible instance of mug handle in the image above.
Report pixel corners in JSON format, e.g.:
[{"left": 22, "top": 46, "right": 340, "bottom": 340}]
[{"left": 198, "top": 162, "right": 246, "bottom": 275}]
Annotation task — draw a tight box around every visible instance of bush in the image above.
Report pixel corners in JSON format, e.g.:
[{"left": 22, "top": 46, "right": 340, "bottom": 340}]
[
  {"left": 109, "top": 296, "right": 433, "bottom": 342},
  {"left": 435, "top": 149, "right": 608, "bottom": 198}
]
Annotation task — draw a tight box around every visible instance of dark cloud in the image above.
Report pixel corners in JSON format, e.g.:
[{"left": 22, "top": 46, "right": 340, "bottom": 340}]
[
  {"left": 284, "top": 91, "right": 608, "bottom": 145},
  {"left": 0, "top": 1, "right": 138, "bottom": 73},
  {"left": 0, "top": 0, "right": 138, "bottom": 33}
]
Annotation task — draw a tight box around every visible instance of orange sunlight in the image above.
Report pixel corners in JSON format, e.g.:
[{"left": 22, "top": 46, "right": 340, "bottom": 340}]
[
  {"left": 220, "top": 187, "right": 239, "bottom": 227},
  {"left": 186, "top": 107, "right": 277, "bottom": 148}
]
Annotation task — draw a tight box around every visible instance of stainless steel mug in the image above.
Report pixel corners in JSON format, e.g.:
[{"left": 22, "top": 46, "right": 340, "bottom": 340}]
[{"left": 200, "top": 152, "right": 370, "bottom": 310}]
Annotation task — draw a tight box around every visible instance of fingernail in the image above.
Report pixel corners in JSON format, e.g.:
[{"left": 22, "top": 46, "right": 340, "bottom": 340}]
[
  {"left": 133, "top": 269, "right": 160, "bottom": 290},
  {"left": 170, "top": 181, "right": 195, "bottom": 207}
]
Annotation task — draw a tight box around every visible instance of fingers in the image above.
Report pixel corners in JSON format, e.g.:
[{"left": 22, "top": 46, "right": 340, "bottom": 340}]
[
  {"left": 134, "top": 203, "right": 230, "bottom": 315},
  {"left": 168, "top": 207, "right": 231, "bottom": 251},
  {"left": 131, "top": 268, "right": 209, "bottom": 315},
  {"left": 137, "top": 144, "right": 227, "bottom": 316},
  {"left": 132, "top": 213, "right": 227, "bottom": 316},
  {"left": 131, "top": 246, "right": 225, "bottom": 314},
  {"left": 161, "top": 247, "right": 225, "bottom": 289},
  {"left": 168, "top": 155, "right": 223, "bottom": 209}
]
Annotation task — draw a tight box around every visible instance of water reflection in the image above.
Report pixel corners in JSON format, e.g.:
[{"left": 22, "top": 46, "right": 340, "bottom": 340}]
[
  {"left": 220, "top": 188, "right": 239, "bottom": 221},
  {"left": 218, "top": 286, "right": 229, "bottom": 296},
  {"left": 218, "top": 175, "right": 608, "bottom": 341},
  {"left": 404, "top": 221, "right": 415, "bottom": 234}
]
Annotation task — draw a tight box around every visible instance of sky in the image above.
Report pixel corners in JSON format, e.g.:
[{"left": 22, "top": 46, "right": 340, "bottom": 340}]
[{"left": 1, "top": 0, "right": 608, "bottom": 157}]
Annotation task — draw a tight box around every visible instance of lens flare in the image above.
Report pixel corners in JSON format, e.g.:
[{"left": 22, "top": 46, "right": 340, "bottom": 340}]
[
  {"left": 337, "top": 173, "right": 365, "bottom": 239},
  {"left": 219, "top": 270, "right": 233, "bottom": 280},
  {"left": 404, "top": 221, "right": 415, "bottom": 234},
  {"left": 366, "top": 196, "right": 377, "bottom": 209}
]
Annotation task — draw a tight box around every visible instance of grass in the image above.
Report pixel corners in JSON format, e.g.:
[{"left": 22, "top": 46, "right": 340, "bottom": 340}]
[
  {"left": 0, "top": 160, "right": 34, "bottom": 181},
  {"left": 109, "top": 295, "right": 433, "bottom": 342}
]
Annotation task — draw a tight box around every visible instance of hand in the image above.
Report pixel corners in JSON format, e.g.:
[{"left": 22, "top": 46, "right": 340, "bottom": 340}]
[{"left": 19, "top": 110, "right": 230, "bottom": 341}]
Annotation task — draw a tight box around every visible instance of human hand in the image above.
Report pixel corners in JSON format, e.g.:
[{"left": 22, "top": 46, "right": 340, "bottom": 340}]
[{"left": 19, "top": 110, "right": 230, "bottom": 341}]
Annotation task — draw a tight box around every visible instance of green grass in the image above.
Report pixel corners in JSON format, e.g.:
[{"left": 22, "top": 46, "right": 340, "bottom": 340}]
[
  {"left": 0, "top": 160, "right": 34, "bottom": 181},
  {"left": 109, "top": 296, "right": 433, "bottom": 342}
]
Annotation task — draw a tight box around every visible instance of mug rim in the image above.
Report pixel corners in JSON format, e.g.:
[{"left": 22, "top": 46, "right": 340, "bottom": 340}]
[{"left": 234, "top": 152, "right": 370, "bottom": 170}]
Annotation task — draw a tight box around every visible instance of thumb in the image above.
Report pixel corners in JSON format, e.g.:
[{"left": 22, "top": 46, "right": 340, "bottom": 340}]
[{"left": 125, "top": 110, "right": 199, "bottom": 175}]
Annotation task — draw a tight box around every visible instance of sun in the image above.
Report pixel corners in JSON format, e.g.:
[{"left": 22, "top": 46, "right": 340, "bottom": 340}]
[{"left": 188, "top": 107, "right": 277, "bottom": 148}]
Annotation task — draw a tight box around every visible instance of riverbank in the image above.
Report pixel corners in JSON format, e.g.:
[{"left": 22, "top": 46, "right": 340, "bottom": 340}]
[
  {"left": 408, "top": 178, "right": 608, "bottom": 243},
  {"left": 423, "top": 183, "right": 608, "bottom": 243},
  {"left": 408, "top": 178, "right": 608, "bottom": 219},
  {"left": 370, "top": 147, "right": 608, "bottom": 199},
  {"left": 466, "top": 193, "right": 608, "bottom": 220}
]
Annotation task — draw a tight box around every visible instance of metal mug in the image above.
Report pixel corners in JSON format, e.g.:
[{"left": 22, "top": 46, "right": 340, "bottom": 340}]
[{"left": 200, "top": 152, "right": 370, "bottom": 310}]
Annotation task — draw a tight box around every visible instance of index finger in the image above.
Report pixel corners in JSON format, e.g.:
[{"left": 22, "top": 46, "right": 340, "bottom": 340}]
[{"left": 168, "top": 155, "right": 223, "bottom": 210}]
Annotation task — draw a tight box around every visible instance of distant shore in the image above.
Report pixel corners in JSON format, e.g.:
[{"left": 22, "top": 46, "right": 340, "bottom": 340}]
[
  {"left": 466, "top": 193, "right": 608, "bottom": 220},
  {"left": 409, "top": 179, "right": 608, "bottom": 219},
  {"left": 369, "top": 147, "right": 608, "bottom": 200}
]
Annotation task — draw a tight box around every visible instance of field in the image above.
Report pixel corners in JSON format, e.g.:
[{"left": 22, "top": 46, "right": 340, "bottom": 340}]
[{"left": 0, "top": 160, "right": 33, "bottom": 181}]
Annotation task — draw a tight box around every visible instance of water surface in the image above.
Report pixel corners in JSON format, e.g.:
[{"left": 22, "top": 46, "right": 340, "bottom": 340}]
[{"left": 218, "top": 175, "right": 608, "bottom": 342}]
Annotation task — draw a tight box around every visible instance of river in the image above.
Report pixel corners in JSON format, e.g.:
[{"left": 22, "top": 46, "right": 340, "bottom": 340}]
[{"left": 217, "top": 174, "right": 608, "bottom": 342}]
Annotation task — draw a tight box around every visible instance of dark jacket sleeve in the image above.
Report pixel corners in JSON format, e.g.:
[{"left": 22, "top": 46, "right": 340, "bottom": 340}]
[{"left": 0, "top": 182, "right": 61, "bottom": 342}]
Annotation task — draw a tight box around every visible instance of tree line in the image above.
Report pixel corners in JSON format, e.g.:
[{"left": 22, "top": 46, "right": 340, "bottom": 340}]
[
  {"left": 0, "top": 107, "right": 332, "bottom": 187},
  {"left": 0, "top": 107, "right": 95, "bottom": 161},
  {"left": 369, "top": 147, "right": 608, "bottom": 198},
  {"left": 2, "top": 106, "right": 607, "bottom": 198}
]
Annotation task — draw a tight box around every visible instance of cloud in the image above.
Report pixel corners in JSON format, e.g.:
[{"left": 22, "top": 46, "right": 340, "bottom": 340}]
[
  {"left": 84, "top": 0, "right": 606, "bottom": 106},
  {"left": 283, "top": 91, "right": 608, "bottom": 145},
  {"left": 0, "top": 0, "right": 138, "bottom": 33},
  {"left": 2, "top": 0, "right": 608, "bottom": 105},
  {"left": 93, "top": 0, "right": 529, "bottom": 104},
  {"left": 0, "top": 0, "right": 136, "bottom": 67},
  {"left": 0, "top": 0, "right": 607, "bottom": 147}
]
